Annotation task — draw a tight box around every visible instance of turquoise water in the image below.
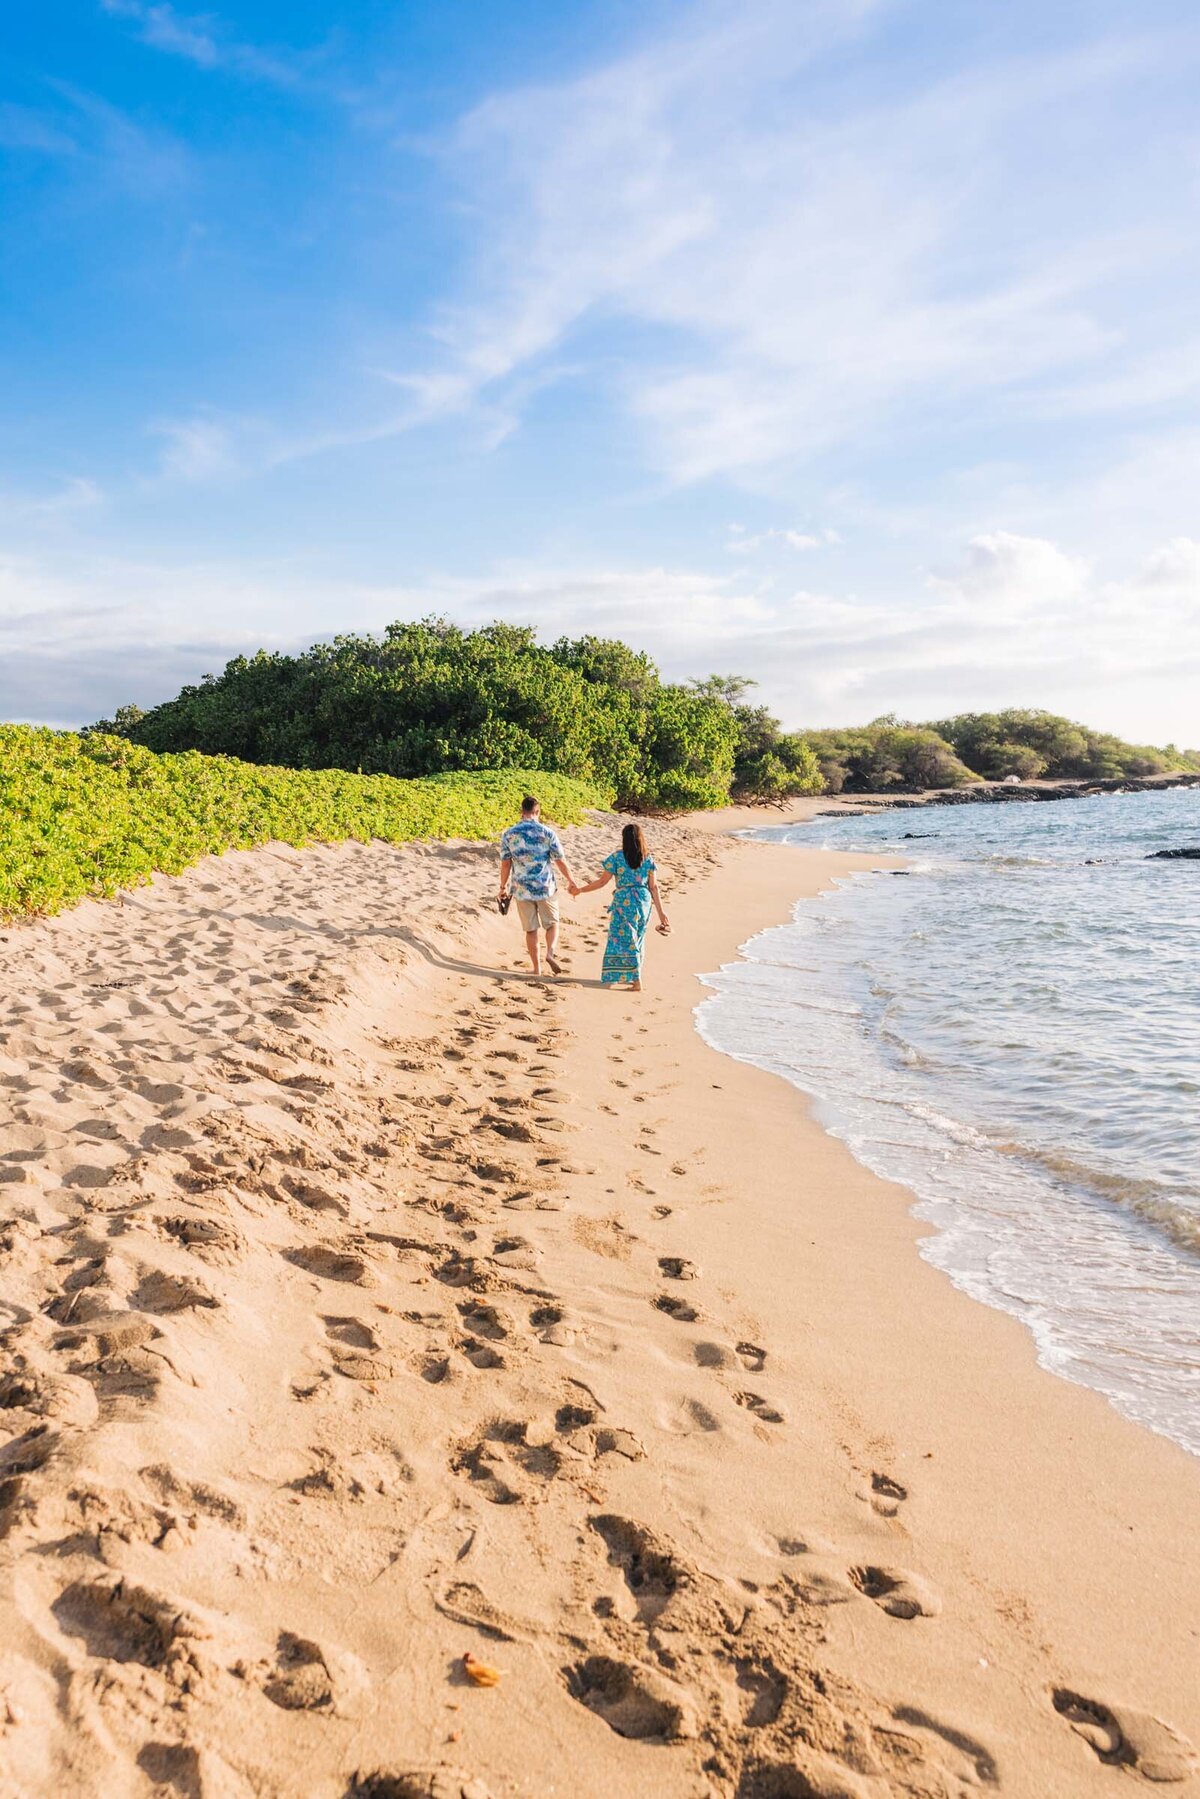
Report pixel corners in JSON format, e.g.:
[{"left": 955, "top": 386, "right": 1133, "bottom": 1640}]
[{"left": 697, "top": 787, "right": 1200, "bottom": 1454}]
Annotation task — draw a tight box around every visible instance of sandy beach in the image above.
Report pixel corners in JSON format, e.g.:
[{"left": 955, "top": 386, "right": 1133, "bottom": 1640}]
[{"left": 1, "top": 814, "right": 1197, "bottom": 1799}]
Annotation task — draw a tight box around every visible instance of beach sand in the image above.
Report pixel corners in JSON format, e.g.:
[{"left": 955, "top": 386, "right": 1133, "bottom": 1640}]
[{"left": 1, "top": 815, "right": 1197, "bottom": 1798}]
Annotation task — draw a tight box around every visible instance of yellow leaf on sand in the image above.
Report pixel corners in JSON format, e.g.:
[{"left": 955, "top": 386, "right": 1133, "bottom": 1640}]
[{"left": 462, "top": 1652, "right": 502, "bottom": 1688}]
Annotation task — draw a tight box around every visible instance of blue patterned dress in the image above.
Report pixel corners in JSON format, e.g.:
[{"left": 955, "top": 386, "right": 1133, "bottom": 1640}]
[{"left": 601, "top": 852, "right": 655, "bottom": 986}]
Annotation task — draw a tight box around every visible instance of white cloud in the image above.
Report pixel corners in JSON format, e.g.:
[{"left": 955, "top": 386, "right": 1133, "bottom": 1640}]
[
  {"left": 1138, "top": 535, "right": 1200, "bottom": 588},
  {"left": 374, "top": 5, "right": 1193, "bottom": 485},
  {"left": 2, "top": 530, "right": 1197, "bottom": 746},
  {"left": 928, "top": 532, "right": 1088, "bottom": 612},
  {"left": 726, "top": 524, "right": 825, "bottom": 553}
]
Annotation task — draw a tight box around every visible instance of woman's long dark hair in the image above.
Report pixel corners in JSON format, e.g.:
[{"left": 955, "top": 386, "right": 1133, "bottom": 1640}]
[{"left": 622, "top": 823, "right": 646, "bottom": 869}]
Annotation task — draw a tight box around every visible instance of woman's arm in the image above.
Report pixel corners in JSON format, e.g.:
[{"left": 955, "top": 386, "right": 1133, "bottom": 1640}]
[
  {"left": 648, "top": 870, "right": 670, "bottom": 930},
  {"left": 574, "top": 868, "right": 615, "bottom": 896}
]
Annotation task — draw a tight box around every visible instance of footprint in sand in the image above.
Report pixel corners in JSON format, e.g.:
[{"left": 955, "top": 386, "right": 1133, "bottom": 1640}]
[
  {"left": 564, "top": 1653, "right": 697, "bottom": 1742},
  {"left": 735, "top": 1390, "right": 785, "bottom": 1426},
  {"left": 149, "top": 1212, "right": 246, "bottom": 1266},
  {"left": 530, "top": 1303, "right": 575, "bottom": 1346},
  {"left": 737, "top": 1752, "right": 874, "bottom": 1798},
  {"left": 590, "top": 1514, "right": 683, "bottom": 1622},
  {"left": 867, "top": 1470, "right": 907, "bottom": 1516},
  {"left": 655, "top": 1292, "right": 700, "bottom": 1324},
  {"left": 848, "top": 1564, "right": 941, "bottom": 1619},
  {"left": 658, "top": 1395, "right": 722, "bottom": 1436},
  {"left": 457, "top": 1302, "right": 510, "bottom": 1341},
  {"left": 323, "top": 1315, "right": 379, "bottom": 1350},
  {"left": 256, "top": 1630, "right": 338, "bottom": 1712},
  {"left": 415, "top": 1352, "right": 455, "bottom": 1385},
  {"left": 1051, "top": 1688, "right": 1198, "bottom": 1783},
  {"left": 433, "top": 1578, "right": 531, "bottom": 1644},
  {"left": 657, "top": 1255, "right": 697, "bottom": 1280},
  {"left": 733, "top": 1655, "right": 788, "bottom": 1728},
  {"left": 287, "top": 1243, "right": 376, "bottom": 1286},
  {"left": 132, "top": 1268, "right": 219, "bottom": 1314},
  {"left": 52, "top": 1575, "right": 208, "bottom": 1670},
  {"left": 345, "top": 1766, "right": 495, "bottom": 1798},
  {"left": 452, "top": 1419, "right": 561, "bottom": 1505}
]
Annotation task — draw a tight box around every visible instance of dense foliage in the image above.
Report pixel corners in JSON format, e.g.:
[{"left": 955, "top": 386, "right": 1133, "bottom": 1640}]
[
  {"left": 102, "top": 620, "right": 741, "bottom": 813},
  {"left": 0, "top": 725, "right": 606, "bottom": 922},
  {"left": 928, "top": 710, "right": 1200, "bottom": 782},
  {"left": 797, "top": 721, "right": 978, "bottom": 794},
  {"left": 94, "top": 621, "right": 1198, "bottom": 807},
  {"left": 687, "top": 676, "right": 825, "bottom": 802}
]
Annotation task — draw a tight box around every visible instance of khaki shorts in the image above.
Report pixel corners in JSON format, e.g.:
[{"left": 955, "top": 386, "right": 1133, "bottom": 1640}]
[{"left": 516, "top": 896, "right": 559, "bottom": 931}]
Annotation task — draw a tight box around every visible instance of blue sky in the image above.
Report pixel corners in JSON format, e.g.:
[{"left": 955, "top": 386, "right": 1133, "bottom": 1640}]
[{"left": 2, "top": 0, "right": 1198, "bottom": 741}]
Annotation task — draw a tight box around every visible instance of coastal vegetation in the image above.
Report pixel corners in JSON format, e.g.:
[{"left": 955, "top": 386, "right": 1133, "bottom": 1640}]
[
  {"left": 5, "top": 625, "right": 1194, "bottom": 922},
  {"left": 0, "top": 724, "right": 605, "bottom": 922},
  {"left": 99, "top": 621, "right": 740, "bottom": 814},
  {"left": 99, "top": 620, "right": 1199, "bottom": 803}
]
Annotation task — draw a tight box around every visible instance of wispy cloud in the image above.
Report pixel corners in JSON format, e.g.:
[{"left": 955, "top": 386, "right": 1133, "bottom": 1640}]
[
  {"left": 40, "top": 82, "right": 191, "bottom": 197},
  {"left": 0, "top": 102, "right": 80, "bottom": 157},
  {"left": 99, "top": 0, "right": 308, "bottom": 87},
  {"left": 0, "top": 477, "right": 103, "bottom": 522},
  {"left": 101, "top": 0, "right": 218, "bottom": 66},
  {"left": 727, "top": 523, "right": 840, "bottom": 553},
  {"left": 366, "top": 5, "right": 1198, "bottom": 485},
  {"left": 151, "top": 415, "right": 242, "bottom": 482}
]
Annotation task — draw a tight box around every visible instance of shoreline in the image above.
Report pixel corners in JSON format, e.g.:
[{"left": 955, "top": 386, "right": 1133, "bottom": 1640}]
[
  {"left": 694, "top": 838, "right": 1200, "bottom": 1461},
  {"left": 0, "top": 821, "right": 1197, "bottom": 1795},
  {"left": 682, "top": 771, "right": 1200, "bottom": 837}
]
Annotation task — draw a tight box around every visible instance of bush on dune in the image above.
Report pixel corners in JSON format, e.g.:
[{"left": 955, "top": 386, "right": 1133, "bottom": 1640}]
[
  {"left": 104, "top": 619, "right": 738, "bottom": 814},
  {"left": 0, "top": 725, "right": 607, "bottom": 922}
]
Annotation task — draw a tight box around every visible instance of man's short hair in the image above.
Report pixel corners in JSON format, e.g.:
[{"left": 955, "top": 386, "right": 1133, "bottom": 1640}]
[{"left": 521, "top": 794, "right": 539, "bottom": 815}]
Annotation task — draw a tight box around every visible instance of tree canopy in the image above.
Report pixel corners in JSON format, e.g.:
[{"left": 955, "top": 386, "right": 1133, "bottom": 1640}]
[{"left": 97, "top": 624, "right": 1198, "bottom": 808}]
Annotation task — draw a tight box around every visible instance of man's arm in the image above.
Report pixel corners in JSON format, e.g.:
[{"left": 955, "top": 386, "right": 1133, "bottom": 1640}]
[
  {"left": 499, "top": 856, "right": 512, "bottom": 900},
  {"left": 553, "top": 856, "right": 579, "bottom": 896}
]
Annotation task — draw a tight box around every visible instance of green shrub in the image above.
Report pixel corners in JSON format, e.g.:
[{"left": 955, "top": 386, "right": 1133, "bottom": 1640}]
[
  {"left": 930, "top": 710, "right": 1200, "bottom": 781},
  {"left": 99, "top": 619, "right": 738, "bottom": 815},
  {"left": 0, "top": 725, "right": 608, "bottom": 922},
  {"left": 800, "top": 721, "right": 979, "bottom": 792}
]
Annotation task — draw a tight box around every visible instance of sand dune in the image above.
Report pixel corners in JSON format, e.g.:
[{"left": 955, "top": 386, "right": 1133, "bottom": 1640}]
[{"left": 1, "top": 817, "right": 1197, "bottom": 1797}]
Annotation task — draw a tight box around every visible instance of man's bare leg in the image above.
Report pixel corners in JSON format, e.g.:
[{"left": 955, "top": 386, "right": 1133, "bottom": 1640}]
[
  {"left": 525, "top": 928, "right": 541, "bottom": 974},
  {"left": 544, "top": 920, "right": 561, "bottom": 974}
]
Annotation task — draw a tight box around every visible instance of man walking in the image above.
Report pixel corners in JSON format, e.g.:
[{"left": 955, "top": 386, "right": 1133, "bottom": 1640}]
[{"left": 499, "top": 795, "right": 579, "bottom": 977}]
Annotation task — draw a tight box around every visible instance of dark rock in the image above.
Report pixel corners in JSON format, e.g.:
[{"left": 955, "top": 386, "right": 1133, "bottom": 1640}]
[
  {"left": 901, "top": 832, "right": 934, "bottom": 839},
  {"left": 823, "top": 773, "right": 1199, "bottom": 818},
  {"left": 1147, "top": 847, "right": 1200, "bottom": 860}
]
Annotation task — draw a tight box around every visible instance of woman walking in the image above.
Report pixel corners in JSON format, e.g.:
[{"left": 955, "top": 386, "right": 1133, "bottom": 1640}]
[{"left": 574, "top": 823, "right": 670, "bottom": 991}]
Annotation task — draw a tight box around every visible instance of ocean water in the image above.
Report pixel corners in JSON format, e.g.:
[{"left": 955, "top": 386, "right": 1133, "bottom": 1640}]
[{"left": 696, "top": 787, "right": 1200, "bottom": 1455}]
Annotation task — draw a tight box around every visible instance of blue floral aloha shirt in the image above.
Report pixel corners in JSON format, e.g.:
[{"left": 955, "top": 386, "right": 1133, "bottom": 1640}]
[{"left": 500, "top": 819, "right": 565, "bottom": 900}]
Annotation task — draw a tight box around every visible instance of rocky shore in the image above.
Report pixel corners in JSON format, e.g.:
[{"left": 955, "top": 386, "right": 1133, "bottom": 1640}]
[{"left": 818, "top": 770, "right": 1200, "bottom": 817}]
